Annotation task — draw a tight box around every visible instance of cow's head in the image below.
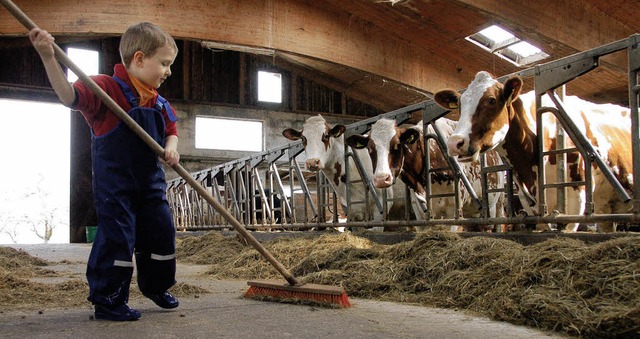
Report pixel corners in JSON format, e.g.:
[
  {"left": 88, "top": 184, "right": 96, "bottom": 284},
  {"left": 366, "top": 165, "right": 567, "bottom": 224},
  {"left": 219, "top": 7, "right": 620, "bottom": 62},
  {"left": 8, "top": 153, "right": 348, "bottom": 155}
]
[
  {"left": 282, "top": 115, "right": 346, "bottom": 171},
  {"left": 434, "top": 71, "right": 523, "bottom": 162},
  {"left": 346, "top": 119, "right": 420, "bottom": 188}
]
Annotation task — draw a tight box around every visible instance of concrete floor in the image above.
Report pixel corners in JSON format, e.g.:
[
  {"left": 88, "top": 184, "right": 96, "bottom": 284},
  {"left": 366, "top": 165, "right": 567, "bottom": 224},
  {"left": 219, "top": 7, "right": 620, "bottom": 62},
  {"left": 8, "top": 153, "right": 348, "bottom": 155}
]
[{"left": 1, "top": 243, "right": 568, "bottom": 339}]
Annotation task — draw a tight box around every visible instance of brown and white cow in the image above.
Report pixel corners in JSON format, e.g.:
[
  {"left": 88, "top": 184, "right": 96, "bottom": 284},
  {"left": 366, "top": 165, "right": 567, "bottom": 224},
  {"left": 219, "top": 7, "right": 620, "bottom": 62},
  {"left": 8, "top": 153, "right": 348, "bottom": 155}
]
[
  {"left": 282, "top": 115, "right": 407, "bottom": 222},
  {"left": 434, "top": 71, "right": 633, "bottom": 232},
  {"left": 346, "top": 117, "right": 505, "bottom": 231}
]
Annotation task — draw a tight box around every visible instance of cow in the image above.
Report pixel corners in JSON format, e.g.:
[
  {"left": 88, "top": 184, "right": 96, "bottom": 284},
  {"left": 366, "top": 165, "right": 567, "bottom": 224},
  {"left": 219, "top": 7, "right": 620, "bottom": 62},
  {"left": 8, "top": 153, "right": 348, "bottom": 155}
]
[
  {"left": 282, "top": 115, "right": 407, "bottom": 225},
  {"left": 434, "top": 71, "right": 633, "bottom": 232},
  {"left": 345, "top": 118, "right": 505, "bottom": 232}
]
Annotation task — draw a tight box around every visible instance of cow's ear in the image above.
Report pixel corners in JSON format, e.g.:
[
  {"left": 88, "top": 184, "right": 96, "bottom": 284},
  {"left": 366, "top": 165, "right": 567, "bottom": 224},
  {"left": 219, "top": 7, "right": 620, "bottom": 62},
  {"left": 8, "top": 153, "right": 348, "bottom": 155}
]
[
  {"left": 399, "top": 128, "right": 421, "bottom": 145},
  {"left": 282, "top": 128, "right": 302, "bottom": 141},
  {"left": 503, "top": 76, "right": 523, "bottom": 103},
  {"left": 330, "top": 124, "right": 346, "bottom": 138},
  {"left": 434, "top": 90, "right": 461, "bottom": 110},
  {"left": 345, "top": 134, "right": 369, "bottom": 149}
]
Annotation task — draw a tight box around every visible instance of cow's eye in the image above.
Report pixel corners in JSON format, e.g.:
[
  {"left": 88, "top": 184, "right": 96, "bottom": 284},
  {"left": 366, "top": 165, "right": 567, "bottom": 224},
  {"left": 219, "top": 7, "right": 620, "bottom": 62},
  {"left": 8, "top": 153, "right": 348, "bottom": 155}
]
[
  {"left": 487, "top": 97, "right": 496, "bottom": 105},
  {"left": 322, "top": 133, "right": 330, "bottom": 141}
]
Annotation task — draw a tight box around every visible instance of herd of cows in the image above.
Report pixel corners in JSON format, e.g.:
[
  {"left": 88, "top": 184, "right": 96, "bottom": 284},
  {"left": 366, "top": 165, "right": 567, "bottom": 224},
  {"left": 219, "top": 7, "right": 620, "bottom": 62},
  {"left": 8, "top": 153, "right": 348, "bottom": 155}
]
[{"left": 282, "top": 71, "right": 635, "bottom": 233}]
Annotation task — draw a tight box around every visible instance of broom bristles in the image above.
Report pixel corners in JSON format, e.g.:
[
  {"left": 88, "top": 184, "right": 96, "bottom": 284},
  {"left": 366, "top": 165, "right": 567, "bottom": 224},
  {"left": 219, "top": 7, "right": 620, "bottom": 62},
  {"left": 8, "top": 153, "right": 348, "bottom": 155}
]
[{"left": 244, "top": 285, "right": 352, "bottom": 308}]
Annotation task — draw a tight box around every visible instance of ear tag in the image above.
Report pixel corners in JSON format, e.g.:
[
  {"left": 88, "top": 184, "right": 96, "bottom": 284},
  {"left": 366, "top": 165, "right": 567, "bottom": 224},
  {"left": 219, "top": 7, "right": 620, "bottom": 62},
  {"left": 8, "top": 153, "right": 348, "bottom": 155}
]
[{"left": 449, "top": 102, "right": 459, "bottom": 109}]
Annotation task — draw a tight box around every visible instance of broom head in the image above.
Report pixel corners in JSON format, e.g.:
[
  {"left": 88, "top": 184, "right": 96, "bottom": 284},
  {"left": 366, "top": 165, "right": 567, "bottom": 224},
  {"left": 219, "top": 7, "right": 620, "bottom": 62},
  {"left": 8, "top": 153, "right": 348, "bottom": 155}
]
[{"left": 245, "top": 279, "right": 351, "bottom": 308}]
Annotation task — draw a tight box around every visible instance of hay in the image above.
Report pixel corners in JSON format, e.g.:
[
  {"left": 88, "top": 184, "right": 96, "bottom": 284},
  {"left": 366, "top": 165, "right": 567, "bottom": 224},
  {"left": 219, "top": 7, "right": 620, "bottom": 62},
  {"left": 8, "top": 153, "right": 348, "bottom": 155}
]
[
  {"left": 178, "top": 230, "right": 640, "bottom": 337},
  {"left": 177, "top": 231, "right": 245, "bottom": 265},
  {"left": 1, "top": 231, "right": 638, "bottom": 337},
  {"left": 0, "top": 245, "right": 208, "bottom": 311},
  {"left": 0, "top": 248, "right": 86, "bottom": 310},
  {"left": 0, "top": 246, "right": 56, "bottom": 278}
]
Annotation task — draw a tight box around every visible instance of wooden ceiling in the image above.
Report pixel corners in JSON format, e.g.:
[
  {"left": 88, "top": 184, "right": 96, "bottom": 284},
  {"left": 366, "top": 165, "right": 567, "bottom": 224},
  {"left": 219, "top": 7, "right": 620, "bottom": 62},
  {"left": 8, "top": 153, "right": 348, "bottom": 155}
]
[{"left": 1, "top": 0, "right": 639, "bottom": 111}]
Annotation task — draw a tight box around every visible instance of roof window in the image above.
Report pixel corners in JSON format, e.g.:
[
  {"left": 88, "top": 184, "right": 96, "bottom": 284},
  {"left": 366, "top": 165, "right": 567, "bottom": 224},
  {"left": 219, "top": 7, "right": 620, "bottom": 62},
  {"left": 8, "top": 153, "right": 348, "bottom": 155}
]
[{"left": 466, "top": 25, "right": 550, "bottom": 67}]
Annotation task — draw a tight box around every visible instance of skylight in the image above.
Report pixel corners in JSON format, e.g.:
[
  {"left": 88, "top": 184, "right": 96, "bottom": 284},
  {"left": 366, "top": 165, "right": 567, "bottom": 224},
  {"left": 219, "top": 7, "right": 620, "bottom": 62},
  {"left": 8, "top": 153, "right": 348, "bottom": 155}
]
[{"left": 466, "top": 25, "right": 549, "bottom": 67}]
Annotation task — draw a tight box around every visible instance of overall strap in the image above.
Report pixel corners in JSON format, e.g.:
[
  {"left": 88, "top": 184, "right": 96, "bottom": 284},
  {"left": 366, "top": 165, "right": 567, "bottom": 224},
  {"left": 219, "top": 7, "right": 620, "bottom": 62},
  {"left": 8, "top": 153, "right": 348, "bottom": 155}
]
[
  {"left": 113, "top": 76, "right": 178, "bottom": 123},
  {"left": 112, "top": 76, "right": 139, "bottom": 108},
  {"left": 156, "top": 94, "right": 178, "bottom": 122}
]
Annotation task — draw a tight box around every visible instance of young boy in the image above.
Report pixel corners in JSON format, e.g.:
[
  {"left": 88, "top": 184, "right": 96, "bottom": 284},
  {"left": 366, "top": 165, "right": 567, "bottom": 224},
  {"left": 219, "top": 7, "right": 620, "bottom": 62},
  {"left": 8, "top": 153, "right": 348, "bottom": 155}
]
[{"left": 29, "top": 22, "right": 181, "bottom": 321}]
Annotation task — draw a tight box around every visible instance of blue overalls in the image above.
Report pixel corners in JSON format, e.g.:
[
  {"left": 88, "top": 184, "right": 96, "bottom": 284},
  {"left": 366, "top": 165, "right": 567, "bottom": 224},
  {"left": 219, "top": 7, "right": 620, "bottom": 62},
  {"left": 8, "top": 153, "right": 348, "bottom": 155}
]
[{"left": 86, "top": 76, "right": 178, "bottom": 306}]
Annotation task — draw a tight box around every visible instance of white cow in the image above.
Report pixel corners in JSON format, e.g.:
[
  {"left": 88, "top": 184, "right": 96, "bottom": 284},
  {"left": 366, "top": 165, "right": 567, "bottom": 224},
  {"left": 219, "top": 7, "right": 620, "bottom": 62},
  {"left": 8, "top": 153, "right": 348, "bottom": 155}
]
[{"left": 283, "top": 115, "right": 407, "bottom": 223}]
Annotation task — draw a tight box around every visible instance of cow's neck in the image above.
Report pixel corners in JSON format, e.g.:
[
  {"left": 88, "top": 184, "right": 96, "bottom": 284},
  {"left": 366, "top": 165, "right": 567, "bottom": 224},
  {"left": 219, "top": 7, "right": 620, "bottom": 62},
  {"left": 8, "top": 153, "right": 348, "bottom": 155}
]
[
  {"left": 399, "top": 136, "right": 454, "bottom": 195},
  {"left": 321, "top": 137, "right": 346, "bottom": 189},
  {"left": 399, "top": 138, "right": 426, "bottom": 195},
  {"left": 501, "top": 98, "right": 540, "bottom": 198}
]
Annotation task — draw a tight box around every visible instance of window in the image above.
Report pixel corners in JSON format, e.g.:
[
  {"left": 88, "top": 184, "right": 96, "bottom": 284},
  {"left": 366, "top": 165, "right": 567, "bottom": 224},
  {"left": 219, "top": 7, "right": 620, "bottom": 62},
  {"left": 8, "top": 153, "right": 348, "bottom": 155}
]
[
  {"left": 257, "top": 70, "right": 282, "bottom": 103},
  {"left": 66, "top": 47, "right": 100, "bottom": 82},
  {"left": 0, "top": 99, "right": 70, "bottom": 244},
  {"left": 195, "top": 117, "right": 263, "bottom": 152},
  {"left": 466, "top": 25, "right": 549, "bottom": 67}
]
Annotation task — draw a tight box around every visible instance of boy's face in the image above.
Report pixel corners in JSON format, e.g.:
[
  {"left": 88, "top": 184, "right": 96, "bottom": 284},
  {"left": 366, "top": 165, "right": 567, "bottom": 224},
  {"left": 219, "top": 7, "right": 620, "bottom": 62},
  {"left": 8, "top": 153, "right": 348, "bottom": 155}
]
[{"left": 132, "top": 44, "right": 177, "bottom": 89}]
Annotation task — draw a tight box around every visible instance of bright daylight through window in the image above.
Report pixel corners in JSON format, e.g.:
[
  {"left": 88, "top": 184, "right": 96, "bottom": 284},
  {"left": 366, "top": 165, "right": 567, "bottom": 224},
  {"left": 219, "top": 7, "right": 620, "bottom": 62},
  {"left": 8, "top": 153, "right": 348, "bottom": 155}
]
[
  {"left": 466, "top": 25, "right": 549, "bottom": 67},
  {"left": 257, "top": 70, "right": 282, "bottom": 103},
  {"left": 195, "top": 117, "right": 263, "bottom": 152},
  {"left": 66, "top": 48, "right": 100, "bottom": 82},
  {"left": 0, "top": 47, "right": 98, "bottom": 244}
]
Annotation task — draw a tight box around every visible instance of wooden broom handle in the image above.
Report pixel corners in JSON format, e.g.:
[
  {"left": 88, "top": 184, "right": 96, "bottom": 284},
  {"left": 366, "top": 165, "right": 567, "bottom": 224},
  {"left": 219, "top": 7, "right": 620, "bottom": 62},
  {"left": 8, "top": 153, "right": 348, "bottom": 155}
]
[{"left": 0, "top": 0, "right": 301, "bottom": 286}]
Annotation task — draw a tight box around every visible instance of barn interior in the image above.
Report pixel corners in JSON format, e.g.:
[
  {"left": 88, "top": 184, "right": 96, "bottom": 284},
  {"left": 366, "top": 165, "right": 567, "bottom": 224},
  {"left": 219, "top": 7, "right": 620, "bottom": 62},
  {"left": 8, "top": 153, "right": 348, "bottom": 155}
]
[
  {"left": 2, "top": 0, "right": 639, "bottom": 242},
  {"left": 1, "top": 1, "right": 640, "bottom": 337}
]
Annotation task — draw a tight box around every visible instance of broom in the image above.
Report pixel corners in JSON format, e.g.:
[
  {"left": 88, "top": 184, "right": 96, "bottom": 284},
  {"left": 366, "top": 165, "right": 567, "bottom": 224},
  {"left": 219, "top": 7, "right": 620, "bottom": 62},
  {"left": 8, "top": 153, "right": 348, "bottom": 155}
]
[{"left": 0, "top": 0, "right": 351, "bottom": 308}]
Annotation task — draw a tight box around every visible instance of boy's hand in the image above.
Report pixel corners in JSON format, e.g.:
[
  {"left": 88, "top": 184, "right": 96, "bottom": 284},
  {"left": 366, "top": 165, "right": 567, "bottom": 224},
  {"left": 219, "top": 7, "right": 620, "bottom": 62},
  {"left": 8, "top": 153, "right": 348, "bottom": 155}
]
[
  {"left": 29, "top": 28, "right": 55, "bottom": 59},
  {"left": 163, "top": 148, "right": 180, "bottom": 166}
]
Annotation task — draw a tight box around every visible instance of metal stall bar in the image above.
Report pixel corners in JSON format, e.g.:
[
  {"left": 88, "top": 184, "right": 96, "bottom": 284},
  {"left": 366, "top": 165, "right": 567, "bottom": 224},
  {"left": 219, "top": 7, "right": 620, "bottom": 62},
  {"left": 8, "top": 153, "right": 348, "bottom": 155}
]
[
  {"left": 265, "top": 148, "right": 288, "bottom": 225},
  {"left": 429, "top": 120, "right": 482, "bottom": 211},
  {"left": 547, "top": 93, "right": 631, "bottom": 202},
  {"left": 347, "top": 145, "right": 383, "bottom": 218},
  {"left": 240, "top": 161, "right": 251, "bottom": 226},
  {"left": 223, "top": 162, "right": 242, "bottom": 224},
  {"left": 287, "top": 142, "right": 318, "bottom": 224},
  {"left": 271, "top": 163, "right": 292, "bottom": 224},
  {"left": 528, "top": 35, "right": 635, "bottom": 219},
  {"left": 207, "top": 168, "right": 223, "bottom": 227},
  {"left": 251, "top": 168, "right": 271, "bottom": 226},
  {"left": 628, "top": 35, "right": 640, "bottom": 215}
]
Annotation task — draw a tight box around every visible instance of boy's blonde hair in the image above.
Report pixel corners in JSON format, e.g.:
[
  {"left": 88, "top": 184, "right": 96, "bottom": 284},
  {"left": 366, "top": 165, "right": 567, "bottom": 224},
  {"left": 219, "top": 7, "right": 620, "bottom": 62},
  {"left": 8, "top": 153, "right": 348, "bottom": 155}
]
[{"left": 119, "top": 22, "right": 178, "bottom": 67}]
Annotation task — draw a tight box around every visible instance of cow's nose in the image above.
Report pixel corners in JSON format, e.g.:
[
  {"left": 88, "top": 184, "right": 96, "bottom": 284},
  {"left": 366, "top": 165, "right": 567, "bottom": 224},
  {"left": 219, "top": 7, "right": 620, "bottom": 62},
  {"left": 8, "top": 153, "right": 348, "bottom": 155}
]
[
  {"left": 306, "top": 158, "right": 321, "bottom": 170},
  {"left": 447, "top": 135, "right": 467, "bottom": 156},
  {"left": 373, "top": 173, "right": 393, "bottom": 188}
]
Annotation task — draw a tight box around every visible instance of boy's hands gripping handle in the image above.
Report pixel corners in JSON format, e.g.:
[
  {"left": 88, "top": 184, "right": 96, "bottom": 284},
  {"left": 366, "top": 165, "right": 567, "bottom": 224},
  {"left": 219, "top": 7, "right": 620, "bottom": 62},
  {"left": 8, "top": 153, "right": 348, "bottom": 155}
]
[{"left": 0, "top": 0, "right": 301, "bottom": 287}]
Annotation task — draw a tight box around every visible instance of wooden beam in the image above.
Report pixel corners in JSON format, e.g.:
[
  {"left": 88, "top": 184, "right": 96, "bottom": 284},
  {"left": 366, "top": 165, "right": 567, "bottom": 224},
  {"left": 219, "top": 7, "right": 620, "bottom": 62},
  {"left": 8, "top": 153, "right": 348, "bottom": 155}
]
[{"left": 0, "top": 0, "right": 470, "bottom": 98}]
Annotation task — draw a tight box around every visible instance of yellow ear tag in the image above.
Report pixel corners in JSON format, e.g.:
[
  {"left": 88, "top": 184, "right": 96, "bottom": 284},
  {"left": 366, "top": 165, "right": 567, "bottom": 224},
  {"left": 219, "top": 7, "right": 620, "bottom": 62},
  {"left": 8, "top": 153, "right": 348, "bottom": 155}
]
[
  {"left": 357, "top": 142, "right": 365, "bottom": 148},
  {"left": 449, "top": 102, "right": 459, "bottom": 109}
]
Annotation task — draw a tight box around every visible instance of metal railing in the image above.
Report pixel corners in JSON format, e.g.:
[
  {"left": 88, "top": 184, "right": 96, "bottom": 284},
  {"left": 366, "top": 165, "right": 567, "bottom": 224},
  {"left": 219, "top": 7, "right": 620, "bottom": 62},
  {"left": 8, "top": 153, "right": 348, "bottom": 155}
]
[{"left": 167, "top": 34, "right": 640, "bottom": 231}]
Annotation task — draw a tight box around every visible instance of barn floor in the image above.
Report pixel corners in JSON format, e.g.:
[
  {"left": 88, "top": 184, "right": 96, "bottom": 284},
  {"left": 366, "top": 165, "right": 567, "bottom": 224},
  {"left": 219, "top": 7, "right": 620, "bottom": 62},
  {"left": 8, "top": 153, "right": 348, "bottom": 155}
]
[{"left": 0, "top": 243, "right": 566, "bottom": 339}]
